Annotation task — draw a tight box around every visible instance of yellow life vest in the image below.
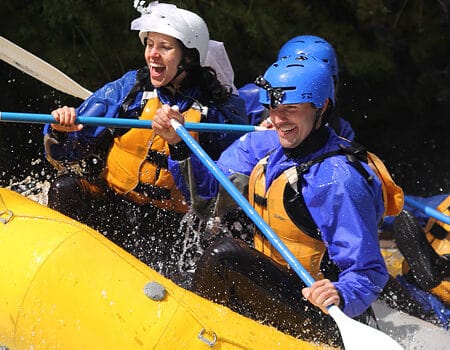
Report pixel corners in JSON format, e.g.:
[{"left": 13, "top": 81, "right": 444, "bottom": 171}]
[
  {"left": 403, "top": 195, "right": 450, "bottom": 304},
  {"left": 102, "top": 94, "right": 202, "bottom": 213},
  {"left": 366, "top": 151, "right": 404, "bottom": 217},
  {"left": 248, "top": 157, "right": 326, "bottom": 280},
  {"left": 247, "top": 142, "right": 403, "bottom": 279}
]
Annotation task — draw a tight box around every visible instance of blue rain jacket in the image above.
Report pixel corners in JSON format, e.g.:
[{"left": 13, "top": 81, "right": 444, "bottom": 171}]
[
  {"left": 44, "top": 69, "right": 248, "bottom": 162},
  {"left": 169, "top": 128, "right": 388, "bottom": 317},
  {"left": 238, "top": 83, "right": 268, "bottom": 126},
  {"left": 334, "top": 117, "right": 355, "bottom": 141}
]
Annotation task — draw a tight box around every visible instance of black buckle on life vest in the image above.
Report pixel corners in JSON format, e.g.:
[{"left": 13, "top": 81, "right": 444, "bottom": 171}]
[
  {"left": 146, "top": 150, "right": 168, "bottom": 169},
  {"left": 253, "top": 194, "right": 267, "bottom": 207},
  {"left": 296, "top": 161, "right": 315, "bottom": 175}
]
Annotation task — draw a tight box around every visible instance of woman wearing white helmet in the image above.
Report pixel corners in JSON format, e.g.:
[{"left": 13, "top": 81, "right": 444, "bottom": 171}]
[{"left": 42, "top": 1, "right": 248, "bottom": 276}]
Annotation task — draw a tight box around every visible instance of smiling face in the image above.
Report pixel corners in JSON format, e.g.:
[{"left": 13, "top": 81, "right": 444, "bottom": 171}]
[
  {"left": 144, "top": 32, "right": 185, "bottom": 88},
  {"left": 269, "top": 102, "right": 325, "bottom": 149}
]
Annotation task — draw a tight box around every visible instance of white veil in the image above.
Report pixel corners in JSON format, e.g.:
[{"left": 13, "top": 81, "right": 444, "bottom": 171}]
[{"left": 203, "top": 40, "right": 238, "bottom": 94}]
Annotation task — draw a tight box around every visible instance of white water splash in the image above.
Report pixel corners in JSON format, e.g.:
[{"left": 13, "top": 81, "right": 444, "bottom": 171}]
[{"left": 7, "top": 175, "right": 50, "bottom": 205}]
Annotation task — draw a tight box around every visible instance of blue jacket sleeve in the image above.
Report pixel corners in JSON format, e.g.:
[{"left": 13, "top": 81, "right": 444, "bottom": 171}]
[
  {"left": 168, "top": 130, "right": 279, "bottom": 204},
  {"left": 168, "top": 94, "right": 251, "bottom": 201},
  {"left": 238, "top": 83, "right": 269, "bottom": 125},
  {"left": 43, "top": 70, "right": 138, "bottom": 162},
  {"left": 305, "top": 158, "right": 388, "bottom": 317}
]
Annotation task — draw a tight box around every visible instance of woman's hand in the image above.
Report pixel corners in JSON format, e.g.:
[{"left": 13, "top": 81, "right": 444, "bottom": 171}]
[
  {"left": 153, "top": 104, "right": 184, "bottom": 144},
  {"left": 301, "top": 279, "right": 341, "bottom": 314},
  {"left": 50, "top": 106, "right": 83, "bottom": 132}
]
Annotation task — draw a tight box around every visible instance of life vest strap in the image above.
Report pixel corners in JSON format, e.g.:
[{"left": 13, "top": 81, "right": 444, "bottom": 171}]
[
  {"left": 134, "top": 183, "right": 171, "bottom": 201},
  {"left": 295, "top": 144, "right": 373, "bottom": 186},
  {"left": 146, "top": 150, "right": 168, "bottom": 169},
  {"left": 253, "top": 194, "right": 267, "bottom": 207}
]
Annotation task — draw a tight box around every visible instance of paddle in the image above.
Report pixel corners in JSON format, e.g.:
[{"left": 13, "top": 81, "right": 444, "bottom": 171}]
[
  {"left": 1, "top": 35, "right": 437, "bottom": 227},
  {"left": 0, "top": 111, "right": 265, "bottom": 134},
  {"left": 404, "top": 196, "right": 450, "bottom": 225},
  {"left": 0, "top": 36, "right": 92, "bottom": 100},
  {"left": 169, "top": 117, "right": 404, "bottom": 350},
  {"left": 0, "top": 38, "right": 263, "bottom": 134}
]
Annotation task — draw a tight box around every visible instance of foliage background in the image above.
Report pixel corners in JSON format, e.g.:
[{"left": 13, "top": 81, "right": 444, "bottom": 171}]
[{"left": 1, "top": 0, "right": 449, "bottom": 196}]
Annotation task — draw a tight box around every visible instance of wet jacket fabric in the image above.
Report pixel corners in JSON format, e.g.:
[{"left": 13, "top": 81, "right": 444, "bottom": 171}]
[
  {"left": 238, "top": 83, "right": 269, "bottom": 125},
  {"left": 169, "top": 128, "right": 388, "bottom": 317},
  {"left": 43, "top": 68, "right": 248, "bottom": 164}
]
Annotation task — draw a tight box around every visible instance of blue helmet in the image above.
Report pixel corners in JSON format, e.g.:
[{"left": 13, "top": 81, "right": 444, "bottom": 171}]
[
  {"left": 277, "top": 35, "right": 338, "bottom": 83},
  {"left": 257, "top": 54, "right": 334, "bottom": 108}
]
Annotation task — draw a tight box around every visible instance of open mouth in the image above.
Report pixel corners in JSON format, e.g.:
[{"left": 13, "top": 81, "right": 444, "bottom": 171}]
[
  {"left": 150, "top": 63, "right": 165, "bottom": 78},
  {"left": 278, "top": 125, "right": 296, "bottom": 136}
]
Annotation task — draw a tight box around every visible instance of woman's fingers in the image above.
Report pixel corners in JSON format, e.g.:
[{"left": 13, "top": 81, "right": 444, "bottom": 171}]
[
  {"left": 153, "top": 104, "right": 182, "bottom": 144},
  {"left": 50, "top": 106, "right": 83, "bottom": 132}
]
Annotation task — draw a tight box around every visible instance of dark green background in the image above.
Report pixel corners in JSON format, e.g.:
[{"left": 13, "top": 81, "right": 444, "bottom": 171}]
[{"left": 1, "top": 1, "right": 449, "bottom": 196}]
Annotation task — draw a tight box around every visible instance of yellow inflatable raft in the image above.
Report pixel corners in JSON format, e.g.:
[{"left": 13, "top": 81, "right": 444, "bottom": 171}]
[{"left": 0, "top": 188, "right": 332, "bottom": 350}]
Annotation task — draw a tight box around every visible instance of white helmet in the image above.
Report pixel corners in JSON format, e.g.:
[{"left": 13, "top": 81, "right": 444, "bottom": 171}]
[{"left": 131, "top": 2, "right": 209, "bottom": 64}]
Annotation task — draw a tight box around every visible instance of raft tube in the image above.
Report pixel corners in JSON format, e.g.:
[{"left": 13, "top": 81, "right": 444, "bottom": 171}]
[{"left": 0, "top": 188, "right": 330, "bottom": 350}]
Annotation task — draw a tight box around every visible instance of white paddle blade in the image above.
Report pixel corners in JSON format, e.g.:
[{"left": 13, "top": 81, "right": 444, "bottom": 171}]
[
  {"left": 0, "top": 36, "right": 92, "bottom": 100},
  {"left": 328, "top": 305, "right": 404, "bottom": 350}
]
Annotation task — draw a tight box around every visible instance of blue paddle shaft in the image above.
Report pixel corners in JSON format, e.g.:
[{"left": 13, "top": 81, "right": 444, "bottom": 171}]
[
  {"left": 171, "top": 119, "right": 315, "bottom": 287},
  {"left": 0, "top": 111, "right": 264, "bottom": 133},
  {"left": 404, "top": 196, "right": 450, "bottom": 225}
]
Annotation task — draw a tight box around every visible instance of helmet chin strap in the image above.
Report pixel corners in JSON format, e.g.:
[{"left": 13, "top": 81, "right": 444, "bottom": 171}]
[
  {"left": 313, "top": 99, "right": 332, "bottom": 129},
  {"left": 166, "top": 59, "right": 187, "bottom": 90},
  {"left": 313, "top": 107, "right": 324, "bottom": 129},
  {"left": 175, "top": 60, "right": 187, "bottom": 79}
]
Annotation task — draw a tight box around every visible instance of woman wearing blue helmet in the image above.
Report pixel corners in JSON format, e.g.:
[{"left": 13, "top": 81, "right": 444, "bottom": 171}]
[{"left": 153, "top": 54, "right": 389, "bottom": 346}]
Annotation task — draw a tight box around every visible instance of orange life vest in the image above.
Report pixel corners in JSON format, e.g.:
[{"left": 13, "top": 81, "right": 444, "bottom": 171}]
[
  {"left": 247, "top": 142, "right": 403, "bottom": 279},
  {"left": 248, "top": 157, "right": 326, "bottom": 280},
  {"left": 102, "top": 94, "right": 203, "bottom": 213},
  {"left": 366, "top": 151, "right": 404, "bottom": 217}
]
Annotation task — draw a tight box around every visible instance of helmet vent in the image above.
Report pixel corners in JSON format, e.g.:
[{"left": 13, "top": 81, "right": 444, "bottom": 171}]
[{"left": 286, "top": 63, "right": 305, "bottom": 68}]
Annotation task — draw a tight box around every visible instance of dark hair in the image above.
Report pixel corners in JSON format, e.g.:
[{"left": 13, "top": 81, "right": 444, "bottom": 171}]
[
  {"left": 180, "top": 47, "right": 231, "bottom": 106},
  {"left": 310, "top": 99, "right": 334, "bottom": 128}
]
